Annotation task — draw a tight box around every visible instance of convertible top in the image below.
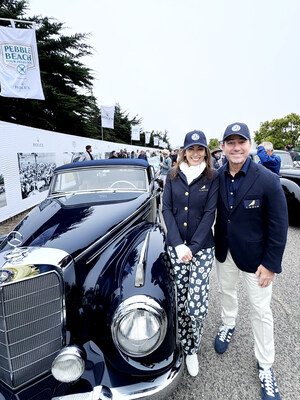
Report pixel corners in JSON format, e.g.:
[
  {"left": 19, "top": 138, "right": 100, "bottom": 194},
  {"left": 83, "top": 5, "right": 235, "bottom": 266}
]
[{"left": 55, "top": 158, "right": 149, "bottom": 172}]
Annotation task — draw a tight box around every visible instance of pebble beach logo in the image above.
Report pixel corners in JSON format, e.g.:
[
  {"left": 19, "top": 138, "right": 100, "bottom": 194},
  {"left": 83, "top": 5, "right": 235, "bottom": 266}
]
[{"left": 1, "top": 43, "right": 35, "bottom": 75}]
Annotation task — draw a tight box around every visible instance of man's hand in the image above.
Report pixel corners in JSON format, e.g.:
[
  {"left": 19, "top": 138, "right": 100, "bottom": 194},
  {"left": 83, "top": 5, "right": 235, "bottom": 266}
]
[{"left": 254, "top": 264, "right": 275, "bottom": 287}]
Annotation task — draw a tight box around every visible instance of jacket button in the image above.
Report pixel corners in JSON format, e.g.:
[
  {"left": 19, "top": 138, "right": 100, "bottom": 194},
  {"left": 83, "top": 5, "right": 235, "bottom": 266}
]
[
  {"left": 185, "top": 192, "right": 189, "bottom": 196},
  {"left": 184, "top": 207, "right": 188, "bottom": 211},
  {"left": 184, "top": 222, "right": 187, "bottom": 227},
  {"left": 228, "top": 219, "right": 231, "bottom": 223}
]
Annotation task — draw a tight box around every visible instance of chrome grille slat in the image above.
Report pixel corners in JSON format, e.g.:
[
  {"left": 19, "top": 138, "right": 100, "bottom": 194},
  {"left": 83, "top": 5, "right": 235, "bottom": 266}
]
[{"left": 0, "top": 271, "right": 64, "bottom": 389}]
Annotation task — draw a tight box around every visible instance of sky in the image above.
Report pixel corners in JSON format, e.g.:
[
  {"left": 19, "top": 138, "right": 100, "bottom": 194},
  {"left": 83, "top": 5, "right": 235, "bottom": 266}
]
[{"left": 27, "top": 0, "right": 300, "bottom": 148}]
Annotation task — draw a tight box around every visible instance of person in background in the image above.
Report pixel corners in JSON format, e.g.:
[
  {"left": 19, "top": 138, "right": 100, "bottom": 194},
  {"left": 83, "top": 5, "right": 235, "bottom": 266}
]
[
  {"left": 284, "top": 145, "right": 296, "bottom": 162},
  {"left": 138, "top": 150, "right": 148, "bottom": 161},
  {"left": 257, "top": 142, "right": 281, "bottom": 174},
  {"left": 79, "top": 145, "right": 94, "bottom": 161},
  {"left": 130, "top": 150, "right": 135, "bottom": 159},
  {"left": 211, "top": 148, "right": 222, "bottom": 169},
  {"left": 160, "top": 149, "right": 172, "bottom": 185},
  {"left": 214, "top": 122, "right": 288, "bottom": 400},
  {"left": 109, "top": 150, "right": 118, "bottom": 159},
  {"left": 172, "top": 149, "right": 179, "bottom": 166},
  {"left": 162, "top": 130, "right": 219, "bottom": 377}
]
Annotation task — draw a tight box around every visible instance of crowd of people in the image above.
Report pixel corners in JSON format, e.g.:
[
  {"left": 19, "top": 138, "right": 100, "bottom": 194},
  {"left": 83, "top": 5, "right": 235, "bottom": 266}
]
[{"left": 20, "top": 161, "right": 56, "bottom": 199}]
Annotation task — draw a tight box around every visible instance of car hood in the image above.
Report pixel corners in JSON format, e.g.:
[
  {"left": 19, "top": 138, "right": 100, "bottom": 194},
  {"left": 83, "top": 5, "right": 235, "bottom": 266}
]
[
  {"left": 5, "top": 192, "right": 151, "bottom": 258},
  {"left": 280, "top": 168, "right": 300, "bottom": 178}
]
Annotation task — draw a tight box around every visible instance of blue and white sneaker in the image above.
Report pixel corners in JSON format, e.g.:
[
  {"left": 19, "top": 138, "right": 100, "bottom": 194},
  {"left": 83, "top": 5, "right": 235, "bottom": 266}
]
[
  {"left": 258, "top": 366, "right": 280, "bottom": 400},
  {"left": 214, "top": 325, "right": 235, "bottom": 354}
]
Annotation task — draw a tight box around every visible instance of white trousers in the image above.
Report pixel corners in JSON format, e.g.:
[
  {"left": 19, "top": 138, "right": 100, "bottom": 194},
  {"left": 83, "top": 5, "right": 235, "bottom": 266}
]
[{"left": 216, "top": 251, "right": 274, "bottom": 369}]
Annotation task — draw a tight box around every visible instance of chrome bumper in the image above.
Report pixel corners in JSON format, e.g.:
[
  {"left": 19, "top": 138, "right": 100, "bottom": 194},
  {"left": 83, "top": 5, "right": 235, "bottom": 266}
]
[{"left": 52, "top": 356, "right": 183, "bottom": 400}]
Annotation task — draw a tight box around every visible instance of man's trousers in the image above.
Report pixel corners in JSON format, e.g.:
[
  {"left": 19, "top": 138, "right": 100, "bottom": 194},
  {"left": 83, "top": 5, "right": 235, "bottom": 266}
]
[{"left": 215, "top": 251, "right": 275, "bottom": 369}]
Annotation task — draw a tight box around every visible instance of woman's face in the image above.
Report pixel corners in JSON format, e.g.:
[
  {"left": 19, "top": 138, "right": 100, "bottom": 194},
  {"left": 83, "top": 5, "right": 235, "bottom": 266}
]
[{"left": 185, "top": 145, "right": 206, "bottom": 166}]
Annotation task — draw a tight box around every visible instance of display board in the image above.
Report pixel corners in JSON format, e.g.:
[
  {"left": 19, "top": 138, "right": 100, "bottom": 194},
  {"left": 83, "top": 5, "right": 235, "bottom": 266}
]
[{"left": 0, "top": 120, "right": 156, "bottom": 222}]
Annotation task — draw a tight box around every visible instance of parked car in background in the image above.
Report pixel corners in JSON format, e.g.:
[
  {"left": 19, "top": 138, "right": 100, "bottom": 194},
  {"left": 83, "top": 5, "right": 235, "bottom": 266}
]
[
  {"left": 251, "top": 150, "right": 300, "bottom": 225},
  {"left": 0, "top": 159, "right": 183, "bottom": 400}
]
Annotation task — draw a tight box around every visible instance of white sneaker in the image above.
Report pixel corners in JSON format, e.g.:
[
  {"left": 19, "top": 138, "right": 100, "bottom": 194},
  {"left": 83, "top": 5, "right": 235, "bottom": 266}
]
[{"left": 185, "top": 354, "right": 199, "bottom": 377}]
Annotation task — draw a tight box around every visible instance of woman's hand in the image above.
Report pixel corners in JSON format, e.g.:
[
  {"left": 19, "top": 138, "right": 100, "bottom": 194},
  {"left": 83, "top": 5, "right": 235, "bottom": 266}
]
[{"left": 175, "top": 244, "right": 193, "bottom": 263}]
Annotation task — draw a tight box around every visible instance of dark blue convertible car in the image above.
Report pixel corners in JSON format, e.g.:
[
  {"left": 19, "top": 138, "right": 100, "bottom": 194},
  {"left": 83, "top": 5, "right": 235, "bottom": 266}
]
[{"left": 0, "top": 159, "right": 183, "bottom": 400}]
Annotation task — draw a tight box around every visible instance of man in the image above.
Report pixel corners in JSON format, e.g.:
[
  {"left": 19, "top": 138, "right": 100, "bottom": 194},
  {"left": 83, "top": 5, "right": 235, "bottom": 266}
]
[
  {"left": 79, "top": 145, "right": 94, "bottom": 161},
  {"left": 284, "top": 145, "right": 296, "bottom": 162},
  {"left": 214, "top": 122, "right": 288, "bottom": 400},
  {"left": 257, "top": 142, "right": 281, "bottom": 174},
  {"left": 211, "top": 148, "right": 222, "bottom": 169},
  {"left": 138, "top": 150, "right": 147, "bottom": 161}
]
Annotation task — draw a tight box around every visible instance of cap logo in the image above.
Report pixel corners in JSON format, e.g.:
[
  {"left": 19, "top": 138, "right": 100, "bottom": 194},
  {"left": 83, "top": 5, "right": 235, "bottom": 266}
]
[
  {"left": 191, "top": 133, "right": 200, "bottom": 140},
  {"left": 232, "top": 124, "right": 241, "bottom": 132}
]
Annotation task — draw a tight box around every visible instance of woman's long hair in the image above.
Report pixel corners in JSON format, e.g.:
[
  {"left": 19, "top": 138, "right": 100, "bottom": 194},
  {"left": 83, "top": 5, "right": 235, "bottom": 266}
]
[{"left": 169, "top": 147, "right": 214, "bottom": 180}]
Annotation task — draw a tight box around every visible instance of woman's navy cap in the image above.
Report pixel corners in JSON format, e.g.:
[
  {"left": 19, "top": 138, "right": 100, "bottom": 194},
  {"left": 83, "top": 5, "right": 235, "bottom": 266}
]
[
  {"left": 223, "top": 123, "right": 251, "bottom": 141},
  {"left": 183, "top": 130, "right": 208, "bottom": 150}
]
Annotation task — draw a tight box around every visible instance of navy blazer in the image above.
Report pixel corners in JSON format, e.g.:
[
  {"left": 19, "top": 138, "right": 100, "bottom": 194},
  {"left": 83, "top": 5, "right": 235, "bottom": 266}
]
[
  {"left": 162, "top": 168, "right": 219, "bottom": 255},
  {"left": 215, "top": 159, "right": 288, "bottom": 274}
]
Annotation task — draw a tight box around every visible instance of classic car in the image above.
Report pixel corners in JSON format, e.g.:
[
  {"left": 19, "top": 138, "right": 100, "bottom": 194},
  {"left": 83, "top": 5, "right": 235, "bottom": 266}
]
[
  {"left": 250, "top": 149, "right": 300, "bottom": 225},
  {"left": 0, "top": 159, "right": 183, "bottom": 400}
]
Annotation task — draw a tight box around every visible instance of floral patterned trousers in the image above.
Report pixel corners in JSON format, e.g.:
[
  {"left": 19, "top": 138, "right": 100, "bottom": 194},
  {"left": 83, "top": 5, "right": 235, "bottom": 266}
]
[{"left": 168, "top": 246, "right": 214, "bottom": 355}]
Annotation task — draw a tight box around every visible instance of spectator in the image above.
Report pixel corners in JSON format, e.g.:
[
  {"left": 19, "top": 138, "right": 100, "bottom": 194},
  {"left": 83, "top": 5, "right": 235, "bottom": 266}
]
[
  {"left": 257, "top": 142, "right": 281, "bottom": 174},
  {"left": 285, "top": 145, "right": 296, "bottom": 161},
  {"left": 211, "top": 148, "right": 222, "bottom": 169},
  {"left": 171, "top": 149, "right": 179, "bottom": 166},
  {"left": 79, "top": 145, "right": 94, "bottom": 161},
  {"left": 160, "top": 149, "right": 172, "bottom": 185},
  {"left": 138, "top": 150, "right": 148, "bottom": 161},
  {"left": 109, "top": 150, "right": 118, "bottom": 159},
  {"left": 130, "top": 150, "right": 135, "bottom": 159}
]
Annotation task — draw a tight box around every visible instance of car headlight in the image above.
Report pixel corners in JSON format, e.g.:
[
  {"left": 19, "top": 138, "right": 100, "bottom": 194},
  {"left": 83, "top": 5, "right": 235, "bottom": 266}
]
[
  {"left": 112, "top": 295, "right": 167, "bottom": 357},
  {"left": 51, "top": 346, "right": 85, "bottom": 383}
]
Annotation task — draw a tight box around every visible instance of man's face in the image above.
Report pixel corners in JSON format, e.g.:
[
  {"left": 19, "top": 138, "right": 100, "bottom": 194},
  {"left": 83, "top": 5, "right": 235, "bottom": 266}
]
[{"left": 222, "top": 135, "right": 251, "bottom": 166}]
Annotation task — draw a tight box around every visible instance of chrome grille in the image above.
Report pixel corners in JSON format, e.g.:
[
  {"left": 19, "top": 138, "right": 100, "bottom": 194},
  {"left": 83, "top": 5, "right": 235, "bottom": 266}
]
[{"left": 0, "top": 271, "right": 64, "bottom": 389}]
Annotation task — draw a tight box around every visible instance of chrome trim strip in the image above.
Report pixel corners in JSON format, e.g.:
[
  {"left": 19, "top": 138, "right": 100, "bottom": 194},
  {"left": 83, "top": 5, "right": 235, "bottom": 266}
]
[
  {"left": 0, "top": 247, "right": 72, "bottom": 271},
  {"left": 135, "top": 231, "right": 150, "bottom": 287}
]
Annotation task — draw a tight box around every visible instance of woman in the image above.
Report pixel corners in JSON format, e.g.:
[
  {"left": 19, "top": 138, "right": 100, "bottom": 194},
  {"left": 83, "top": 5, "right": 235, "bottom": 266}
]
[{"left": 162, "top": 130, "right": 219, "bottom": 377}]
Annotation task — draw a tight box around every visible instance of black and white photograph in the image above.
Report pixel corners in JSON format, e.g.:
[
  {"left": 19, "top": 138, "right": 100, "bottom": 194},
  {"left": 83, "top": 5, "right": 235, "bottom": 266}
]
[
  {"left": 18, "top": 152, "right": 56, "bottom": 199},
  {"left": 0, "top": 163, "right": 7, "bottom": 208}
]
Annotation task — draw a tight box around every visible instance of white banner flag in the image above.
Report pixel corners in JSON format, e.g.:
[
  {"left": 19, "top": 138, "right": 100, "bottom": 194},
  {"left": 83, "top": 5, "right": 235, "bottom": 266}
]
[
  {"left": 101, "top": 105, "right": 115, "bottom": 129},
  {"left": 0, "top": 26, "right": 45, "bottom": 100},
  {"left": 145, "top": 131, "right": 151, "bottom": 144},
  {"left": 153, "top": 137, "right": 159, "bottom": 146},
  {"left": 159, "top": 139, "right": 164, "bottom": 148},
  {"left": 131, "top": 125, "right": 140, "bottom": 141}
]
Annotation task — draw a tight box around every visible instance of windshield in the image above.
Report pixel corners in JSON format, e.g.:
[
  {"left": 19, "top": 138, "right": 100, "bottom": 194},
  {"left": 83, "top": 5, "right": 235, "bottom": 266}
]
[{"left": 50, "top": 167, "right": 148, "bottom": 194}]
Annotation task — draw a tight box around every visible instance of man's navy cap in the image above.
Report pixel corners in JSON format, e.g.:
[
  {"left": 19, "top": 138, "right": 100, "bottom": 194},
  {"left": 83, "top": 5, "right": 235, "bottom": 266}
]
[
  {"left": 223, "top": 123, "right": 251, "bottom": 141},
  {"left": 183, "top": 130, "right": 208, "bottom": 150}
]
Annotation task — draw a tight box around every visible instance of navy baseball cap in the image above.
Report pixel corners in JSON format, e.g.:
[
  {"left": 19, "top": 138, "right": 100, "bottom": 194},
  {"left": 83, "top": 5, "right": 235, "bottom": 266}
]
[
  {"left": 183, "top": 130, "right": 208, "bottom": 150},
  {"left": 223, "top": 123, "right": 251, "bottom": 141}
]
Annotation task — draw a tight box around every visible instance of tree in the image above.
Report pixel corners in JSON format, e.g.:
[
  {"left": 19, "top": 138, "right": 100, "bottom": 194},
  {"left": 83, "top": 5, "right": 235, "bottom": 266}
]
[
  {"left": 254, "top": 113, "right": 300, "bottom": 149},
  {"left": 208, "top": 138, "right": 220, "bottom": 150},
  {"left": 0, "top": 0, "right": 101, "bottom": 138}
]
